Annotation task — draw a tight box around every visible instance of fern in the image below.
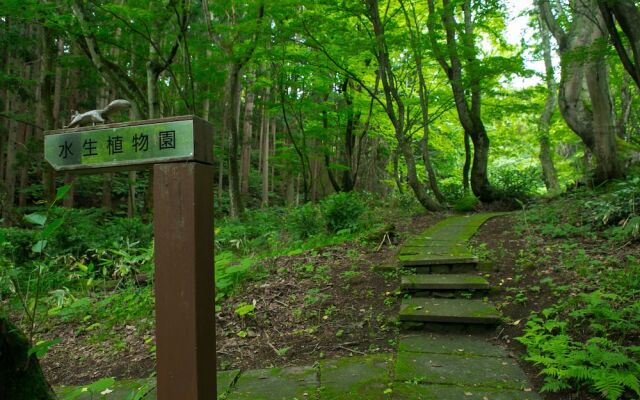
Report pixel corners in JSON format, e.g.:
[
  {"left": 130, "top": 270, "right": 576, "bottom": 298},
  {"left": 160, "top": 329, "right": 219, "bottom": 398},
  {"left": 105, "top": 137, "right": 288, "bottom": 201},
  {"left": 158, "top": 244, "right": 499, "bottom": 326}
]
[{"left": 517, "top": 312, "right": 640, "bottom": 400}]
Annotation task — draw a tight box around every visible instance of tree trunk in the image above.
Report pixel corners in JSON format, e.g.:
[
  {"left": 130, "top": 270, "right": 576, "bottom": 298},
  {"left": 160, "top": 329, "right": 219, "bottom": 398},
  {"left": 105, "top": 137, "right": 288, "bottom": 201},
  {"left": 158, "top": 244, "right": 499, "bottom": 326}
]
[
  {"left": 127, "top": 171, "right": 136, "bottom": 217},
  {"left": 462, "top": 131, "right": 471, "bottom": 194},
  {"left": 537, "top": 14, "right": 561, "bottom": 193},
  {"left": 399, "top": 140, "right": 441, "bottom": 211},
  {"left": 240, "top": 78, "right": 255, "bottom": 200},
  {"left": 618, "top": 73, "right": 632, "bottom": 140},
  {"left": 0, "top": 317, "right": 55, "bottom": 400},
  {"left": 224, "top": 62, "right": 243, "bottom": 217},
  {"left": 365, "top": 0, "right": 440, "bottom": 210},
  {"left": 539, "top": 0, "right": 622, "bottom": 183},
  {"left": 587, "top": 57, "right": 623, "bottom": 181},
  {"left": 270, "top": 117, "right": 276, "bottom": 194},
  {"left": 599, "top": 0, "right": 640, "bottom": 91},
  {"left": 392, "top": 148, "right": 403, "bottom": 194},
  {"left": 468, "top": 127, "right": 493, "bottom": 199},
  {"left": 260, "top": 90, "right": 271, "bottom": 208},
  {"left": 17, "top": 124, "right": 30, "bottom": 208},
  {"left": 426, "top": 0, "right": 497, "bottom": 202}
]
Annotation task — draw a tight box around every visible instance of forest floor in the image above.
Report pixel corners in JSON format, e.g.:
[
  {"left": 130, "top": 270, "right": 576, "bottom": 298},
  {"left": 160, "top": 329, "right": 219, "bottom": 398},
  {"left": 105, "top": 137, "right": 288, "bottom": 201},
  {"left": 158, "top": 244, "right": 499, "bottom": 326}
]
[
  {"left": 38, "top": 212, "right": 441, "bottom": 385},
  {"left": 35, "top": 204, "right": 639, "bottom": 400},
  {"left": 474, "top": 213, "right": 640, "bottom": 400}
]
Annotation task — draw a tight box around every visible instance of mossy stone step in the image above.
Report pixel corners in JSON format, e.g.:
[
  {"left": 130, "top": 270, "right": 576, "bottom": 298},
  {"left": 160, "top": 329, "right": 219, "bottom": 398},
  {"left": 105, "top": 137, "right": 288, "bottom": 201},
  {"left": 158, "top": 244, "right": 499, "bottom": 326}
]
[
  {"left": 399, "top": 253, "right": 478, "bottom": 267},
  {"left": 407, "top": 263, "right": 478, "bottom": 274},
  {"left": 401, "top": 274, "right": 489, "bottom": 291},
  {"left": 399, "top": 298, "right": 500, "bottom": 324}
]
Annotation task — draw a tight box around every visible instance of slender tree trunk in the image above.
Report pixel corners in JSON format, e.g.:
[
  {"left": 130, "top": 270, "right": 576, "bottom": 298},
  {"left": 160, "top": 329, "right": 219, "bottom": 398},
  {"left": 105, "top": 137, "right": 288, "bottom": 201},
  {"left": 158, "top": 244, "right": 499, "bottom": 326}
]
[
  {"left": 17, "top": 125, "right": 30, "bottom": 208},
  {"left": 400, "top": 0, "right": 445, "bottom": 203},
  {"left": 618, "top": 73, "right": 632, "bottom": 140},
  {"left": 127, "top": 171, "right": 136, "bottom": 217},
  {"left": 270, "top": 117, "right": 276, "bottom": 195},
  {"left": 537, "top": 14, "right": 561, "bottom": 193},
  {"left": 224, "top": 63, "right": 243, "bottom": 217},
  {"left": 392, "top": 148, "right": 403, "bottom": 194},
  {"left": 42, "top": 30, "right": 59, "bottom": 202},
  {"left": 260, "top": 90, "right": 270, "bottom": 207},
  {"left": 217, "top": 124, "right": 224, "bottom": 207},
  {"left": 240, "top": 73, "right": 255, "bottom": 199},
  {"left": 366, "top": 0, "right": 440, "bottom": 210},
  {"left": 462, "top": 132, "right": 471, "bottom": 194},
  {"left": 422, "top": 131, "right": 445, "bottom": 203}
]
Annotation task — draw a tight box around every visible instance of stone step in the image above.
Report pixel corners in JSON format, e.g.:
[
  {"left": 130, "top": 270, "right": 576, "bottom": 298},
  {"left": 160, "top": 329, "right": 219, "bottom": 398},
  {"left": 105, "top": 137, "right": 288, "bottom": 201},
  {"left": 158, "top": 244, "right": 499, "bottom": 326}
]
[
  {"left": 404, "top": 263, "right": 478, "bottom": 274},
  {"left": 401, "top": 274, "right": 490, "bottom": 291},
  {"left": 399, "top": 298, "right": 501, "bottom": 324},
  {"left": 398, "top": 253, "right": 478, "bottom": 267}
]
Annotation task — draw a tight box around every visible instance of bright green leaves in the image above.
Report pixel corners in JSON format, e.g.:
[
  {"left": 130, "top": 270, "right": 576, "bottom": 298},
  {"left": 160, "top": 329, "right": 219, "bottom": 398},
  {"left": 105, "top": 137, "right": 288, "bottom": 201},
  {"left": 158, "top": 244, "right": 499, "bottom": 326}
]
[{"left": 24, "top": 213, "right": 47, "bottom": 227}]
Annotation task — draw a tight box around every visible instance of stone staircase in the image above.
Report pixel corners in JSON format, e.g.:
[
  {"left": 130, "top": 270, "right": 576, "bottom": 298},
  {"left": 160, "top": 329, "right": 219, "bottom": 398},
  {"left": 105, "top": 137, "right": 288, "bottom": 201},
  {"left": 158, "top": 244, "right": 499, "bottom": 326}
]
[{"left": 398, "top": 213, "right": 503, "bottom": 326}]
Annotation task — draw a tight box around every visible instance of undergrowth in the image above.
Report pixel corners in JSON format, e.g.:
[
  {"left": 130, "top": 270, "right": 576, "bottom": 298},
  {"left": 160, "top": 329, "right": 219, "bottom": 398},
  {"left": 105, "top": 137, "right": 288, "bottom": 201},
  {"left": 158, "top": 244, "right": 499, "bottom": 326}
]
[
  {"left": 515, "top": 176, "right": 640, "bottom": 400},
  {"left": 1, "top": 191, "right": 411, "bottom": 345}
]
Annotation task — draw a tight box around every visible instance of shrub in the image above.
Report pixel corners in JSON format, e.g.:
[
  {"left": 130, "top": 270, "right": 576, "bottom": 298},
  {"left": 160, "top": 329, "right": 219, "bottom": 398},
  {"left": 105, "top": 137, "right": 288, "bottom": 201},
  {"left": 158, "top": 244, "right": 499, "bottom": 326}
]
[
  {"left": 320, "top": 192, "right": 365, "bottom": 233},
  {"left": 454, "top": 194, "right": 479, "bottom": 212},
  {"left": 492, "top": 165, "right": 542, "bottom": 200},
  {"left": 439, "top": 178, "right": 465, "bottom": 203},
  {"left": 286, "top": 203, "right": 323, "bottom": 239}
]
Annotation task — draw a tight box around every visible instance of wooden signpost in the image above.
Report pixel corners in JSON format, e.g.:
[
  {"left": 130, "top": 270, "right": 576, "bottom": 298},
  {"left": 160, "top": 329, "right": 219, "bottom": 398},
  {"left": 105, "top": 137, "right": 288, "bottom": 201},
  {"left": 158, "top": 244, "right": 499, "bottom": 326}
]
[{"left": 45, "top": 115, "right": 216, "bottom": 400}]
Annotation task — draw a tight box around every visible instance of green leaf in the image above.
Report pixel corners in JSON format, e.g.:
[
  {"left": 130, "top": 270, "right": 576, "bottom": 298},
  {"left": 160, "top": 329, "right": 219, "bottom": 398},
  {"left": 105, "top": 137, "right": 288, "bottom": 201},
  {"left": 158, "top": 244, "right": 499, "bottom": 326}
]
[
  {"left": 55, "top": 184, "right": 72, "bottom": 202},
  {"left": 28, "top": 338, "right": 61, "bottom": 358},
  {"left": 42, "top": 217, "right": 64, "bottom": 238},
  {"left": 25, "top": 213, "right": 47, "bottom": 226},
  {"left": 235, "top": 303, "right": 256, "bottom": 316},
  {"left": 32, "top": 240, "right": 48, "bottom": 253}
]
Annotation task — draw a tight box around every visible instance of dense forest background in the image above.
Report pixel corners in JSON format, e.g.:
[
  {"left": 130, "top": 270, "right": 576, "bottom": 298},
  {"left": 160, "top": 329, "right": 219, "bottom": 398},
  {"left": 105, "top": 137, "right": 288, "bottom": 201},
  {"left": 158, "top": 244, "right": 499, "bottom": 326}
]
[
  {"left": 3, "top": 1, "right": 640, "bottom": 399},
  {"left": 2, "top": 0, "right": 639, "bottom": 218}
]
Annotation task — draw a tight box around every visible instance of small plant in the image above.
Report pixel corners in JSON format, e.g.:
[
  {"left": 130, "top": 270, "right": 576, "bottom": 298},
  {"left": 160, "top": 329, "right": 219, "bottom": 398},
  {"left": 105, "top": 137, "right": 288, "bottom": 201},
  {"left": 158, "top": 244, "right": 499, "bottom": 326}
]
[
  {"left": 320, "top": 192, "right": 365, "bottom": 233},
  {"left": 235, "top": 302, "right": 256, "bottom": 317},
  {"left": 286, "top": 203, "right": 324, "bottom": 239}
]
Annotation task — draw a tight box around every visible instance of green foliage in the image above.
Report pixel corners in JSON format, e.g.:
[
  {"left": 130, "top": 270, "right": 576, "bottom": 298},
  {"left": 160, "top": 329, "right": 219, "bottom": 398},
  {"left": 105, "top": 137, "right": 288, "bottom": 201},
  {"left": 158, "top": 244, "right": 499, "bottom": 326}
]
[
  {"left": 286, "top": 203, "right": 323, "bottom": 239},
  {"left": 491, "top": 165, "right": 542, "bottom": 200},
  {"left": 518, "top": 311, "right": 640, "bottom": 400},
  {"left": 584, "top": 176, "right": 640, "bottom": 241},
  {"left": 454, "top": 194, "right": 479, "bottom": 212},
  {"left": 320, "top": 192, "right": 365, "bottom": 233}
]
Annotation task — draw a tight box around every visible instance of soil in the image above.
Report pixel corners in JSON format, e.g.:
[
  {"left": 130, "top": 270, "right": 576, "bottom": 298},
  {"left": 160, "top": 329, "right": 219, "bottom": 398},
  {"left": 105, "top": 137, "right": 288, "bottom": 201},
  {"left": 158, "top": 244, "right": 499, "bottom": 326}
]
[{"left": 36, "top": 212, "right": 443, "bottom": 386}]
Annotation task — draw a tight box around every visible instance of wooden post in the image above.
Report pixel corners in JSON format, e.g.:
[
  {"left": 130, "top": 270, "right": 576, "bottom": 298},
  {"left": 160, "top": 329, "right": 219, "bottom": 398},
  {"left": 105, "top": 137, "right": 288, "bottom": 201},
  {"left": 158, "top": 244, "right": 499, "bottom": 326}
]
[
  {"left": 153, "top": 161, "right": 215, "bottom": 399},
  {"left": 44, "top": 116, "right": 217, "bottom": 398}
]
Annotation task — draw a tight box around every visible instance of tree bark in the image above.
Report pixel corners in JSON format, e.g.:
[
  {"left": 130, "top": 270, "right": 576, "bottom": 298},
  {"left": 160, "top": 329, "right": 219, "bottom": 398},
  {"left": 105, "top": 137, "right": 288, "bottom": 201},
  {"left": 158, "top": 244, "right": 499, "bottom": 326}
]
[
  {"left": 240, "top": 73, "right": 255, "bottom": 199},
  {"left": 462, "top": 131, "right": 471, "bottom": 194},
  {"left": 17, "top": 124, "right": 30, "bottom": 208},
  {"left": 537, "top": 14, "right": 561, "bottom": 193},
  {"left": 0, "top": 317, "right": 55, "bottom": 400},
  {"left": 599, "top": 0, "right": 640, "bottom": 91},
  {"left": 224, "top": 62, "right": 244, "bottom": 217},
  {"left": 260, "top": 95, "right": 270, "bottom": 207},
  {"left": 538, "top": 0, "right": 623, "bottom": 182}
]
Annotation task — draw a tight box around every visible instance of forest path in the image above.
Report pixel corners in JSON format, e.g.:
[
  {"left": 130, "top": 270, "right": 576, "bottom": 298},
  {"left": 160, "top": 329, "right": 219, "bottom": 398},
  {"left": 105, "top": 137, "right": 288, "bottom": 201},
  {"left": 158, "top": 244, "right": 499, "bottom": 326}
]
[
  {"left": 56, "top": 213, "right": 542, "bottom": 399},
  {"left": 393, "top": 212, "right": 540, "bottom": 399}
]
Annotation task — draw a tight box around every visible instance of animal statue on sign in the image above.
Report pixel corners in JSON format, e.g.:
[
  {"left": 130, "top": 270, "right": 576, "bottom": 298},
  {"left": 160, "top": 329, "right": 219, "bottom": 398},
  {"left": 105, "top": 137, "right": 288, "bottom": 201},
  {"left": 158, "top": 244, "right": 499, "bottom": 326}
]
[{"left": 65, "top": 99, "right": 132, "bottom": 128}]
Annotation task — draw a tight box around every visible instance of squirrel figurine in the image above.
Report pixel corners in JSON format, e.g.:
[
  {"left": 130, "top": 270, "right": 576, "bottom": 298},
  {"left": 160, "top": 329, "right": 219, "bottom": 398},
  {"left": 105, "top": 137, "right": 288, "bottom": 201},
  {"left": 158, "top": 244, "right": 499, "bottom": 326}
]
[{"left": 65, "top": 99, "right": 132, "bottom": 128}]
